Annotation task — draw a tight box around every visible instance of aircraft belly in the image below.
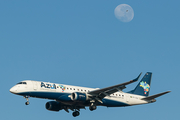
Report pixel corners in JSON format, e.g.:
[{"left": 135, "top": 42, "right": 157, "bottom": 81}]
[
  {"left": 101, "top": 98, "right": 130, "bottom": 107},
  {"left": 59, "top": 101, "right": 88, "bottom": 106}
]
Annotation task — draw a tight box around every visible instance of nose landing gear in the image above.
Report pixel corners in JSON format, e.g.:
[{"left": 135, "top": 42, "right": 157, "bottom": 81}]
[
  {"left": 25, "top": 101, "right": 29, "bottom": 105},
  {"left": 24, "top": 96, "right": 30, "bottom": 105}
]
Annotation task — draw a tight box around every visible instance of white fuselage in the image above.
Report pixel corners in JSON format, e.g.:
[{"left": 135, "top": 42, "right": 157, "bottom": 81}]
[{"left": 10, "top": 80, "right": 150, "bottom": 107}]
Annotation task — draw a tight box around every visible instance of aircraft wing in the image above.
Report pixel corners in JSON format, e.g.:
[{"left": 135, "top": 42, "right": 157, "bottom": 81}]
[{"left": 88, "top": 73, "right": 142, "bottom": 99}]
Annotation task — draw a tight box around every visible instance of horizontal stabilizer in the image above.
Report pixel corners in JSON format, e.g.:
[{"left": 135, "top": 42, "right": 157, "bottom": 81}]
[{"left": 142, "top": 91, "right": 171, "bottom": 100}]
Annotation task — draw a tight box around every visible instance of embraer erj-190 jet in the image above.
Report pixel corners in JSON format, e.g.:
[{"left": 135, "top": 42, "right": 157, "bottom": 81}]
[{"left": 10, "top": 72, "right": 170, "bottom": 117}]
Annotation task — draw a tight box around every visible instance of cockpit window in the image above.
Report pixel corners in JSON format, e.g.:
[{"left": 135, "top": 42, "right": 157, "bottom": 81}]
[{"left": 17, "top": 82, "right": 27, "bottom": 85}]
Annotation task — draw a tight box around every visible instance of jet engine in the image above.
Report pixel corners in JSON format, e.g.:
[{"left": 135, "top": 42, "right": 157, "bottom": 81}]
[
  {"left": 45, "top": 101, "right": 63, "bottom": 111},
  {"left": 71, "top": 92, "right": 89, "bottom": 101}
]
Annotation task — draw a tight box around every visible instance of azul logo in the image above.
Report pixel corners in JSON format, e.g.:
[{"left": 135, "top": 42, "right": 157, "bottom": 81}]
[
  {"left": 140, "top": 81, "right": 150, "bottom": 94},
  {"left": 40, "top": 82, "right": 66, "bottom": 92},
  {"left": 58, "top": 85, "right": 66, "bottom": 92},
  {"left": 41, "top": 82, "right": 56, "bottom": 89}
]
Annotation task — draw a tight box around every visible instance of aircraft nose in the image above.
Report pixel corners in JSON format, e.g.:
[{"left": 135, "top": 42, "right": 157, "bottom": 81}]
[{"left": 10, "top": 86, "right": 17, "bottom": 93}]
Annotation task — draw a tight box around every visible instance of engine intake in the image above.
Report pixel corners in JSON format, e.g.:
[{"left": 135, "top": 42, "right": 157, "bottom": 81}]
[
  {"left": 45, "top": 101, "right": 62, "bottom": 111},
  {"left": 71, "top": 92, "right": 89, "bottom": 101}
]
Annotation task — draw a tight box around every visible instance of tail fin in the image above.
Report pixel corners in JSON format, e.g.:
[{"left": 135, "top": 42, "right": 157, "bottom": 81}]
[{"left": 129, "top": 72, "right": 152, "bottom": 96}]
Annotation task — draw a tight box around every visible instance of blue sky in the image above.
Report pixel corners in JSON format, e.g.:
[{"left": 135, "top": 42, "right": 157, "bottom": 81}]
[{"left": 1, "top": 0, "right": 178, "bottom": 119}]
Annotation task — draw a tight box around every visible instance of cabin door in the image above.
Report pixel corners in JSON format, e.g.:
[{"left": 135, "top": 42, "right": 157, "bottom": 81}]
[
  {"left": 33, "top": 82, "right": 38, "bottom": 90},
  {"left": 126, "top": 94, "right": 129, "bottom": 102}
]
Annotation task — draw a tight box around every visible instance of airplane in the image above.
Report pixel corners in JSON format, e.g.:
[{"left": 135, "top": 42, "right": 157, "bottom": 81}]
[{"left": 10, "top": 72, "right": 170, "bottom": 117}]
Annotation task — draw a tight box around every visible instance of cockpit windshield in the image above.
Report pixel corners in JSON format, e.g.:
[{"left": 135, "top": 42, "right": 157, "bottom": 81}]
[{"left": 17, "top": 82, "right": 27, "bottom": 85}]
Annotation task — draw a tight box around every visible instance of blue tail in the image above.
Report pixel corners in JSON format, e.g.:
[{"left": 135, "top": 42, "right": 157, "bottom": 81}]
[{"left": 129, "top": 72, "right": 152, "bottom": 96}]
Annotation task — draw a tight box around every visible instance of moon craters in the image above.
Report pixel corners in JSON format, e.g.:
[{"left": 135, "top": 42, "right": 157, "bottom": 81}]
[{"left": 114, "top": 4, "right": 134, "bottom": 22}]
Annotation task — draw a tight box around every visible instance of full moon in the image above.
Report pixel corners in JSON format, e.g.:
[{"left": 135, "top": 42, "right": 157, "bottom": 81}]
[{"left": 114, "top": 4, "right": 134, "bottom": 22}]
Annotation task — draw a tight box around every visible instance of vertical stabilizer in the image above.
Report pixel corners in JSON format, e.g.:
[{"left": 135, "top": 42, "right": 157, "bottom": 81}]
[{"left": 129, "top": 72, "right": 152, "bottom": 96}]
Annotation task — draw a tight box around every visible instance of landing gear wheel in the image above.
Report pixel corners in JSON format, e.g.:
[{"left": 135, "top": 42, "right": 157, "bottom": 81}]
[
  {"left": 72, "top": 112, "right": 76, "bottom": 117},
  {"left": 75, "top": 111, "right": 80, "bottom": 116},
  {"left": 89, "top": 105, "right": 97, "bottom": 111},
  {"left": 25, "top": 101, "right": 29, "bottom": 105},
  {"left": 72, "top": 111, "right": 80, "bottom": 117},
  {"left": 24, "top": 96, "right": 30, "bottom": 105}
]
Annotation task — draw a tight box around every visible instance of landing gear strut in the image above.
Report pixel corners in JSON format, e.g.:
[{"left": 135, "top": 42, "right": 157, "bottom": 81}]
[
  {"left": 72, "top": 111, "right": 80, "bottom": 117},
  {"left": 24, "top": 96, "right": 30, "bottom": 105}
]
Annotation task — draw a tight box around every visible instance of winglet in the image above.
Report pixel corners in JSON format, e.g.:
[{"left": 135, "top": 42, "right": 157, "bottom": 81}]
[{"left": 132, "top": 72, "right": 142, "bottom": 82}]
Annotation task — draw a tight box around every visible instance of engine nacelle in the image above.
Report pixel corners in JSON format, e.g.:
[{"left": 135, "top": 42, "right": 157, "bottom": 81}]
[
  {"left": 45, "top": 101, "right": 62, "bottom": 111},
  {"left": 71, "top": 92, "right": 89, "bottom": 101}
]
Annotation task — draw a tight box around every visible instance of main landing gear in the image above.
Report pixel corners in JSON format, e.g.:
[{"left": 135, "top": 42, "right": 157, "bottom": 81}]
[
  {"left": 89, "top": 103, "right": 97, "bottom": 111},
  {"left": 72, "top": 111, "right": 80, "bottom": 117},
  {"left": 24, "top": 96, "right": 30, "bottom": 105}
]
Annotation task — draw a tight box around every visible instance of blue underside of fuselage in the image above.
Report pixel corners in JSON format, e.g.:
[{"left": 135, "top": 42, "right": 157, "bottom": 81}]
[{"left": 16, "top": 91, "right": 130, "bottom": 107}]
